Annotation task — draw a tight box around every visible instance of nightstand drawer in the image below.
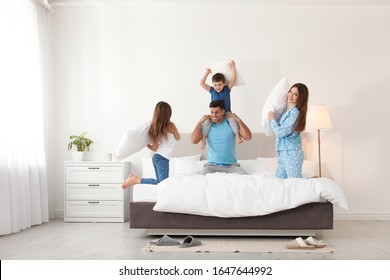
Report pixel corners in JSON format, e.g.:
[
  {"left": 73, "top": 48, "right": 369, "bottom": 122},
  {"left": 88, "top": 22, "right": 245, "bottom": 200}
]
[
  {"left": 65, "top": 166, "right": 124, "bottom": 183},
  {"left": 65, "top": 201, "right": 123, "bottom": 218},
  {"left": 65, "top": 184, "right": 122, "bottom": 200},
  {"left": 64, "top": 162, "right": 130, "bottom": 222}
]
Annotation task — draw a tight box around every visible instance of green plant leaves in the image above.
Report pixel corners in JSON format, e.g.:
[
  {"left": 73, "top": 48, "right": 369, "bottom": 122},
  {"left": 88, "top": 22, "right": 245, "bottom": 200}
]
[{"left": 68, "top": 132, "right": 94, "bottom": 152}]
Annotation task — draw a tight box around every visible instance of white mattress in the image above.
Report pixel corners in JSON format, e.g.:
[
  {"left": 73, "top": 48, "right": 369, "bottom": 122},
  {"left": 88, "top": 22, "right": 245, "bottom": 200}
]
[{"left": 132, "top": 184, "right": 158, "bottom": 202}]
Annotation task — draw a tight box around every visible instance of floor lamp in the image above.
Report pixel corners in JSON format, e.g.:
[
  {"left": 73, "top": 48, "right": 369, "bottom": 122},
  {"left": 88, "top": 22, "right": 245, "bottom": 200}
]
[{"left": 306, "top": 105, "right": 333, "bottom": 177}]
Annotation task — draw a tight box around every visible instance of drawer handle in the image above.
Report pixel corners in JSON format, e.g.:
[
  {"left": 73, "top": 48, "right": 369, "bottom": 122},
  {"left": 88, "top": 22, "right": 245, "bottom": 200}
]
[
  {"left": 89, "top": 184, "right": 100, "bottom": 187},
  {"left": 88, "top": 167, "right": 100, "bottom": 170},
  {"left": 88, "top": 201, "right": 100, "bottom": 204}
]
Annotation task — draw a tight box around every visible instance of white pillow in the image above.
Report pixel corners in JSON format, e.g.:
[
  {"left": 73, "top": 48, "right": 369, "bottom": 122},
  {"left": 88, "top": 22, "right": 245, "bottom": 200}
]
[
  {"left": 261, "top": 77, "right": 290, "bottom": 136},
  {"left": 171, "top": 158, "right": 204, "bottom": 176},
  {"left": 250, "top": 157, "right": 317, "bottom": 178},
  {"left": 302, "top": 160, "right": 319, "bottom": 178},
  {"left": 116, "top": 120, "right": 151, "bottom": 160},
  {"left": 239, "top": 158, "right": 277, "bottom": 174},
  {"left": 141, "top": 154, "right": 202, "bottom": 178},
  {"left": 141, "top": 157, "right": 156, "bottom": 179},
  {"left": 144, "top": 156, "right": 316, "bottom": 178},
  {"left": 207, "top": 60, "right": 246, "bottom": 86},
  {"left": 169, "top": 154, "right": 202, "bottom": 176}
]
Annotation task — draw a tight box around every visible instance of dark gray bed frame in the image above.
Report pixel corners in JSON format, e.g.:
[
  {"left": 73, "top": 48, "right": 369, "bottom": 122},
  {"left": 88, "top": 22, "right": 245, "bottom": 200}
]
[
  {"left": 128, "top": 133, "right": 333, "bottom": 236},
  {"left": 130, "top": 201, "right": 333, "bottom": 236}
]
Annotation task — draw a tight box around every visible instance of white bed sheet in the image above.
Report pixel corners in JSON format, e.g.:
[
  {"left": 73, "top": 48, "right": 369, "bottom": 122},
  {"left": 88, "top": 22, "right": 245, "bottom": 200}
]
[
  {"left": 152, "top": 173, "right": 348, "bottom": 218},
  {"left": 132, "top": 184, "right": 158, "bottom": 202}
]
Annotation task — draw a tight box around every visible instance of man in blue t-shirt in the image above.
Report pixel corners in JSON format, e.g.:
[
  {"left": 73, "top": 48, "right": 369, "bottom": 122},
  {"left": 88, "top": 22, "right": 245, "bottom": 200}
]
[
  {"left": 191, "top": 100, "right": 252, "bottom": 175},
  {"left": 198, "top": 60, "right": 243, "bottom": 150}
]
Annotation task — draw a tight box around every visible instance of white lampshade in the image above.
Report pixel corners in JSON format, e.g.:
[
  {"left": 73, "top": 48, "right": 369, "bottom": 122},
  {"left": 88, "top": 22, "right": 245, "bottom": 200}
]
[{"left": 306, "top": 104, "right": 333, "bottom": 130}]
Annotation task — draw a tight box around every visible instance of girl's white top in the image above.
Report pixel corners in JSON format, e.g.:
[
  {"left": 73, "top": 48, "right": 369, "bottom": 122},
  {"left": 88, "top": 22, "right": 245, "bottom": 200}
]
[{"left": 156, "top": 132, "right": 176, "bottom": 159}]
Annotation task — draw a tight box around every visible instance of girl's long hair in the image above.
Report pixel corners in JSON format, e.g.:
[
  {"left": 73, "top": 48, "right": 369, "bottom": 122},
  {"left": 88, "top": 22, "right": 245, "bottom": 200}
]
[
  {"left": 149, "top": 101, "right": 172, "bottom": 144},
  {"left": 291, "top": 83, "right": 309, "bottom": 133}
]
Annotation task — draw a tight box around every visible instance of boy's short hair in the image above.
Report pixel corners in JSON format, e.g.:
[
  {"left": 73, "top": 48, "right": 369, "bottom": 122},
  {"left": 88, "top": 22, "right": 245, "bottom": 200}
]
[
  {"left": 212, "top": 73, "right": 225, "bottom": 83},
  {"left": 209, "top": 100, "right": 225, "bottom": 110}
]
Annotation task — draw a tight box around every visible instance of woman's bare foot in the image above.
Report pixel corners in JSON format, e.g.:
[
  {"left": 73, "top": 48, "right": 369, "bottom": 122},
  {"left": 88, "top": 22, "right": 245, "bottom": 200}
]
[{"left": 122, "top": 174, "right": 140, "bottom": 189}]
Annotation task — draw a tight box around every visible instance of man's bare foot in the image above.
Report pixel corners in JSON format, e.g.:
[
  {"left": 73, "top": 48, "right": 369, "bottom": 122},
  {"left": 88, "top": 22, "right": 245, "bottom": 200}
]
[{"left": 122, "top": 174, "right": 140, "bottom": 189}]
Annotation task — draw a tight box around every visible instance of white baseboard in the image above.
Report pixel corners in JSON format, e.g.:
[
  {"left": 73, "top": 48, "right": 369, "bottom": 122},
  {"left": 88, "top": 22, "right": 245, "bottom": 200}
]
[
  {"left": 55, "top": 210, "right": 64, "bottom": 219},
  {"left": 334, "top": 212, "right": 390, "bottom": 220}
]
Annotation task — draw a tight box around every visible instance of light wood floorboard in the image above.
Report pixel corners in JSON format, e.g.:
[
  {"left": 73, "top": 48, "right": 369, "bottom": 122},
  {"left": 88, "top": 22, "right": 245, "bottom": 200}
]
[{"left": 1, "top": 219, "right": 390, "bottom": 260}]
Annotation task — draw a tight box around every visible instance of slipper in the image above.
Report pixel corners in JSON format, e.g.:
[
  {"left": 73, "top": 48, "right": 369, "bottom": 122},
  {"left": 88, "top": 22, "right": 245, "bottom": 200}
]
[
  {"left": 149, "top": 235, "right": 180, "bottom": 246},
  {"left": 286, "top": 237, "right": 315, "bottom": 250},
  {"left": 179, "top": 236, "right": 202, "bottom": 248},
  {"left": 305, "top": 236, "right": 327, "bottom": 248}
]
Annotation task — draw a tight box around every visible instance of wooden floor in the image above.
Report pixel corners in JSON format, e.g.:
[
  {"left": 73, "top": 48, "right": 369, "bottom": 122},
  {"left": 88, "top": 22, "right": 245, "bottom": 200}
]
[{"left": 1, "top": 219, "right": 390, "bottom": 260}]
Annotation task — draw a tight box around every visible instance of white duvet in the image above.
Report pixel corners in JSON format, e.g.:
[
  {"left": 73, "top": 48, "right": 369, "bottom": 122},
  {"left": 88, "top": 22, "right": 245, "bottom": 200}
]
[{"left": 153, "top": 173, "right": 348, "bottom": 218}]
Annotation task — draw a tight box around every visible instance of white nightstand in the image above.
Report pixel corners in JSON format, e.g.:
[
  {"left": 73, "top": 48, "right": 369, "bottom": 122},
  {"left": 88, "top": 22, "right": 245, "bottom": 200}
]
[{"left": 64, "top": 161, "right": 130, "bottom": 222}]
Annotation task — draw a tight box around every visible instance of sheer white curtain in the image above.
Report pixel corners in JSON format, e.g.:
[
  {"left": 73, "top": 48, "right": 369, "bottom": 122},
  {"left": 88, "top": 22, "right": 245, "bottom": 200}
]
[{"left": 0, "top": 0, "right": 50, "bottom": 235}]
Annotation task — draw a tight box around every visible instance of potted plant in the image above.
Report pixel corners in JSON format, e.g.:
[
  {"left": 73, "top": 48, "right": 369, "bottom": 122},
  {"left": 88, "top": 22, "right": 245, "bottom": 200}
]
[{"left": 68, "top": 132, "right": 94, "bottom": 161}]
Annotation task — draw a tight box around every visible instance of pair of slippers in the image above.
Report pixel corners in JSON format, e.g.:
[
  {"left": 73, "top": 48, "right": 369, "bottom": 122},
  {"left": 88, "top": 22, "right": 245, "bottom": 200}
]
[
  {"left": 286, "top": 236, "right": 327, "bottom": 250},
  {"left": 150, "top": 235, "right": 202, "bottom": 248}
]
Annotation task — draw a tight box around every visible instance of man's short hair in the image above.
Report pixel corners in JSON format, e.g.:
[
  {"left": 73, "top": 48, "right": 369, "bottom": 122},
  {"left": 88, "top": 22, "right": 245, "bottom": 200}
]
[
  {"left": 209, "top": 100, "right": 225, "bottom": 110},
  {"left": 212, "top": 73, "right": 225, "bottom": 83}
]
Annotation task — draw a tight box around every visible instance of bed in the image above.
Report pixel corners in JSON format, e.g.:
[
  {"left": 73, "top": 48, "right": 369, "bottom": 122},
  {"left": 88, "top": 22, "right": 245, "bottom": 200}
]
[{"left": 128, "top": 133, "right": 347, "bottom": 236}]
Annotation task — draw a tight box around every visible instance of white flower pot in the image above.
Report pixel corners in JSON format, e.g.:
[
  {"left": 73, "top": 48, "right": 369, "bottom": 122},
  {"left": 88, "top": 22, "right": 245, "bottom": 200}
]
[{"left": 72, "top": 151, "right": 86, "bottom": 161}]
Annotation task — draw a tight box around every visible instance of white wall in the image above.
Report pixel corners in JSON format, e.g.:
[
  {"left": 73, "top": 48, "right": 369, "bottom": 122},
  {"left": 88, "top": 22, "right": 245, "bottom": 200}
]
[{"left": 48, "top": 0, "right": 390, "bottom": 220}]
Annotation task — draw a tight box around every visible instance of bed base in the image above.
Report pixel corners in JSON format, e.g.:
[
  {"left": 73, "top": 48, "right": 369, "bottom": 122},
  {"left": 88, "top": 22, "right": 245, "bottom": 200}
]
[
  {"left": 145, "top": 228, "right": 316, "bottom": 237},
  {"left": 130, "top": 202, "right": 333, "bottom": 237}
]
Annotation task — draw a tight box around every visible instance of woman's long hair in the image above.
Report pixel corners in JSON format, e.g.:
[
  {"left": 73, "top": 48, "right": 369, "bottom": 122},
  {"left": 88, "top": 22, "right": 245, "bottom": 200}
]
[
  {"left": 149, "top": 101, "right": 172, "bottom": 144},
  {"left": 291, "top": 83, "right": 309, "bottom": 133}
]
